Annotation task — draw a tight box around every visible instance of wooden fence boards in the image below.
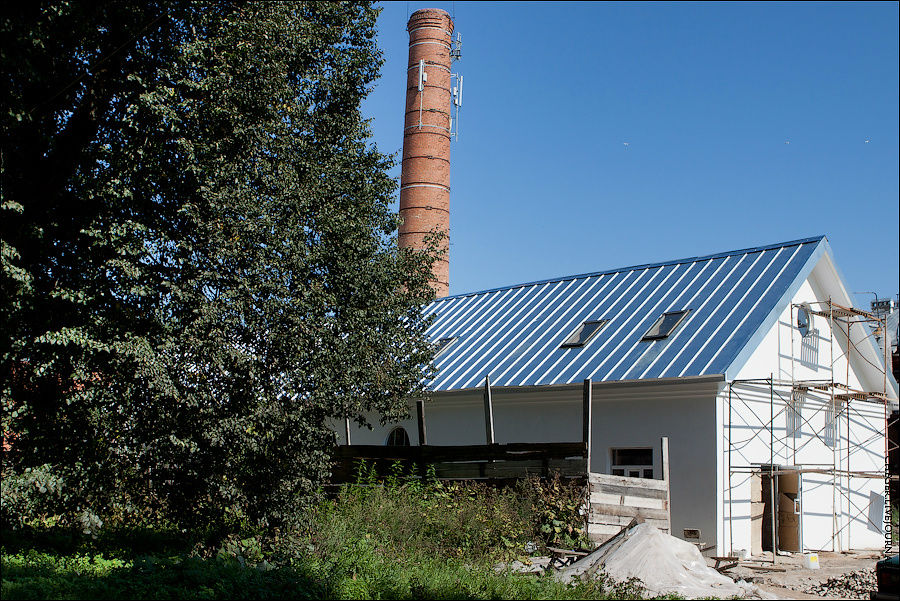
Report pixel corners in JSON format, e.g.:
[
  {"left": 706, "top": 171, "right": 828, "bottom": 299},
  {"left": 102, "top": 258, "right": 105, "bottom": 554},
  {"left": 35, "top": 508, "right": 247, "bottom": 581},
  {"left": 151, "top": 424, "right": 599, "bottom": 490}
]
[
  {"left": 586, "top": 514, "right": 670, "bottom": 528},
  {"left": 330, "top": 442, "right": 588, "bottom": 482},
  {"left": 588, "top": 503, "right": 669, "bottom": 521},
  {"left": 587, "top": 523, "right": 625, "bottom": 538},
  {"left": 589, "top": 491, "right": 667, "bottom": 509},
  {"left": 587, "top": 519, "right": 669, "bottom": 538},
  {"left": 333, "top": 442, "right": 586, "bottom": 462},
  {"left": 585, "top": 438, "right": 671, "bottom": 544},
  {"left": 586, "top": 479, "right": 671, "bottom": 542},
  {"left": 588, "top": 472, "right": 669, "bottom": 491}
]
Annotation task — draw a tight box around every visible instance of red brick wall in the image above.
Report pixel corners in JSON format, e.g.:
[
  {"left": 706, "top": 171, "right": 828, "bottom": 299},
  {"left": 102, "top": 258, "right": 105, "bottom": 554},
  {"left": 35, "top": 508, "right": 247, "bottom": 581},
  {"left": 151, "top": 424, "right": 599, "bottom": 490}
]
[{"left": 399, "top": 8, "right": 454, "bottom": 298}]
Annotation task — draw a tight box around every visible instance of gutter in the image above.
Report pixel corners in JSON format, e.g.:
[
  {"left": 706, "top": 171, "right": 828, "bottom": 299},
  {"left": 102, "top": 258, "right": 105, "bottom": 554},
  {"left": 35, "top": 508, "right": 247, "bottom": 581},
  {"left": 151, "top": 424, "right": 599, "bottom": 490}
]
[{"left": 428, "top": 373, "right": 726, "bottom": 398}]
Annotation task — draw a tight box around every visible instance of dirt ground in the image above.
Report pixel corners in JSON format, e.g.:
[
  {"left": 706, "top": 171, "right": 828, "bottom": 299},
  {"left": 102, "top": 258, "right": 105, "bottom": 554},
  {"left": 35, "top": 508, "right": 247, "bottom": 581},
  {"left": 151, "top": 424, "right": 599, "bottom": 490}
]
[{"left": 719, "top": 550, "right": 884, "bottom": 599}]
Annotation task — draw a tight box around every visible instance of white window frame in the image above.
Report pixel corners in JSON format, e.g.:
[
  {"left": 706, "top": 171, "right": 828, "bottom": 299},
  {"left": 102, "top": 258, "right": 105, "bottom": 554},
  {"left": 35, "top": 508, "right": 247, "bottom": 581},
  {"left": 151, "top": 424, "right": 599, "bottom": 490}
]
[
  {"left": 787, "top": 391, "right": 803, "bottom": 440},
  {"left": 610, "top": 447, "right": 654, "bottom": 479},
  {"left": 824, "top": 400, "right": 837, "bottom": 449}
]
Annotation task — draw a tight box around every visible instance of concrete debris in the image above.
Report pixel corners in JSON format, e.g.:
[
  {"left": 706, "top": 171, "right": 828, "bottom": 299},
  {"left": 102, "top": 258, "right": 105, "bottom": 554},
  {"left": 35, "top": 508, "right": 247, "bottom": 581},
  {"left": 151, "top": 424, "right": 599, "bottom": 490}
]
[
  {"left": 729, "top": 549, "right": 882, "bottom": 599},
  {"left": 801, "top": 568, "right": 876, "bottom": 599},
  {"left": 555, "top": 523, "right": 777, "bottom": 599},
  {"left": 494, "top": 557, "right": 551, "bottom": 574}
]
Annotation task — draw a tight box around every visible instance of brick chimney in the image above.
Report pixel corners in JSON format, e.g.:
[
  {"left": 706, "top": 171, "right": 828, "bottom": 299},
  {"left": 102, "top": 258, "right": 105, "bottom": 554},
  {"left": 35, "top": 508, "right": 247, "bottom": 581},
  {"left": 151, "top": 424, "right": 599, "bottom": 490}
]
[{"left": 399, "top": 8, "right": 453, "bottom": 298}]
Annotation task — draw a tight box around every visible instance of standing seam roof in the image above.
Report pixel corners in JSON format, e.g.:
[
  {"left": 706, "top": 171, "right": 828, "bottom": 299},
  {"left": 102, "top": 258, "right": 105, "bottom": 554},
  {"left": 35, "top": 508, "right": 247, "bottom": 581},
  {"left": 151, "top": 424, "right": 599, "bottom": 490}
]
[{"left": 424, "top": 236, "right": 825, "bottom": 391}]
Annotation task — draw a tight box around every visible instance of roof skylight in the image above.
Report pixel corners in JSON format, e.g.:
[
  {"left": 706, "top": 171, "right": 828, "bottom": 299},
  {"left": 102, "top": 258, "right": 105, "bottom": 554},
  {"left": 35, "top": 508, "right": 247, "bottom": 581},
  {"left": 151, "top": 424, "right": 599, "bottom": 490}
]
[
  {"left": 641, "top": 310, "right": 690, "bottom": 341},
  {"left": 561, "top": 320, "right": 608, "bottom": 348}
]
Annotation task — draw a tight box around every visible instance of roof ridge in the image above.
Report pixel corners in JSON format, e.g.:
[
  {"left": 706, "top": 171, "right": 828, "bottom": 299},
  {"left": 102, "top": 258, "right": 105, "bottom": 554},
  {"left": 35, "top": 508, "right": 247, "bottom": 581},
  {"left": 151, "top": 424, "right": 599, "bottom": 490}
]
[{"left": 433, "top": 235, "right": 826, "bottom": 303}]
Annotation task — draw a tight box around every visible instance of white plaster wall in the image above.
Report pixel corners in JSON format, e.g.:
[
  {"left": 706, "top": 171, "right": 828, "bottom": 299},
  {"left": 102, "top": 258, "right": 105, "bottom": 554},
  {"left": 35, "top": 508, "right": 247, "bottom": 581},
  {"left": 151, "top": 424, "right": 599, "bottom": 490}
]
[
  {"left": 734, "top": 278, "right": 867, "bottom": 389},
  {"left": 590, "top": 383, "right": 720, "bottom": 549},
  {"left": 339, "top": 379, "right": 722, "bottom": 549},
  {"left": 719, "top": 384, "right": 886, "bottom": 552},
  {"left": 331, "top": 390, "right": 582, "bottom": 447},
  {"left": 735, "top": 253, "right": 897, "bottom": 398},
  {"left": 721, "top": 264, "right": 890, "bottom": 553},
  {"left": 328, "top": 412, "right": 420, "bottom": 446},
  {"left": 840, "top": 399, "right": 890, "bottom": 551}
]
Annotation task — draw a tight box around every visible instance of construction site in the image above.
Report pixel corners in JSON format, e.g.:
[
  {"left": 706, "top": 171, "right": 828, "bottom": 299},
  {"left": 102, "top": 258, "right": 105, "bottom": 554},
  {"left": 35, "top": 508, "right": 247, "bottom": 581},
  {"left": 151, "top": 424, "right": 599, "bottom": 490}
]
[
  {"left": 725, "top": 300, "right": 895, "bottom": 557},
  {"left": 334, "top": 6, "right": 899, "bottom": 599}
]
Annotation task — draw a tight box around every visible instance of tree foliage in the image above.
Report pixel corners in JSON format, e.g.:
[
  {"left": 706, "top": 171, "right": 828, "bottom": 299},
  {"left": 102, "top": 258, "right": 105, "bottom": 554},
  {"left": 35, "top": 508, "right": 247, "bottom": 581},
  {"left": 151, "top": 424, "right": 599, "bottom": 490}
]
[{"left": 1, "top": 1, "right": 438, "bottom": 528}]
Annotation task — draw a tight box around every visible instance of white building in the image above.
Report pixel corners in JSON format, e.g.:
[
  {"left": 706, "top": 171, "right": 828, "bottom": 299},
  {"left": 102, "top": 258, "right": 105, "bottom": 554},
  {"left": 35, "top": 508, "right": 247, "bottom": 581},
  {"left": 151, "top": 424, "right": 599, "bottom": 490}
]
[{"left": 345, "top": 236, "right": 898, "bottom": 554}]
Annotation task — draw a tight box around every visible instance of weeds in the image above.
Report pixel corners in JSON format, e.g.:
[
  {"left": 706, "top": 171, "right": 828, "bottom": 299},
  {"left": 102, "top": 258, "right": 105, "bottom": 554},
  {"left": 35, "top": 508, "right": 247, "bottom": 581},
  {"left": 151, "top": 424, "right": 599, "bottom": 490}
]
[
  {"left": 331, "top": 459, "right": 590, "bottom": 559},
  {"left": 2, "top": 465, "right": 642, "bottom": 599}
]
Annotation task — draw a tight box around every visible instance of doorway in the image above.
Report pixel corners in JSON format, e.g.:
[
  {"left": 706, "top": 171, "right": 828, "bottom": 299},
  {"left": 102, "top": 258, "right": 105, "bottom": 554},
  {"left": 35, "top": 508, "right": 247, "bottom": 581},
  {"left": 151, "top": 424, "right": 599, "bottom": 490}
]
[
  {"left": 777, "top": 469, "right": 801, "bottom": 552},
  {"left": 755, "top": 465, "right": 802, "bottom": 554}
]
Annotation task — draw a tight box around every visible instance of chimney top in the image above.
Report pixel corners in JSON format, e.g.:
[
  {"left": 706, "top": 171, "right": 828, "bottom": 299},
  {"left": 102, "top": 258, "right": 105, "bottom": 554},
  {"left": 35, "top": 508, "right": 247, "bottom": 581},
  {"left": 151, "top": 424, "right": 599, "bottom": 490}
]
[{"left": 407, "top": 8, "right": 454, "bottom": 31}]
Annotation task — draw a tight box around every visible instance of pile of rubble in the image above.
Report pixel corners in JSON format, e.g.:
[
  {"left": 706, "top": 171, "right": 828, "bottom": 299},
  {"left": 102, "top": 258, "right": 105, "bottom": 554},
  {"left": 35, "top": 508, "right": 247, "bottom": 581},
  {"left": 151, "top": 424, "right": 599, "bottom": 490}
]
[
  {"left": 801, "top": 568, "right": 876, "bottom": 599},
  {"left": 554, "top": 523, "right": 774, "bottom": 599}
]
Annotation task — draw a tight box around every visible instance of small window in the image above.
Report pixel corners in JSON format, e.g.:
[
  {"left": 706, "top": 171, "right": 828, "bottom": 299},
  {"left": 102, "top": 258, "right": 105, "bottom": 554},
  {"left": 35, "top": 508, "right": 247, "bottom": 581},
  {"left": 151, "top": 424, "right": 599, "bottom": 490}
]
[
  {"left": 386, "top": 427, "right": 411, "bottom": 447},
  {"left": 641, "top": 310, "right": 690, "bottom": 341},
  {"left": 561, "top": 320, "right": 608, "bottom": 348},
  {"left": 824, "top": 400, "right": 837, "bottom": 449},
  {"left": 435, "top": 337, "right": 457, "bottom": 357},
  {"left": 787, "top": 392, "right": 803, "bottom": 440},
  {"left": 611, "top": 447, "right": 654, "bottom": 479}
]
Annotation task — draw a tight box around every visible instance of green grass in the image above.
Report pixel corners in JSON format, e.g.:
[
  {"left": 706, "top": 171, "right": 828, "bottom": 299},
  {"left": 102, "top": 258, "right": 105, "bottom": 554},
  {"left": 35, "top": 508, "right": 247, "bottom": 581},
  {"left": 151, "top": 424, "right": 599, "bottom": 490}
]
[
  {"left": 1, "top": 549, "right": 323, "bottom": 600},
  {"left": 2, "top": 546, "right": 646, "bottom": 600}
]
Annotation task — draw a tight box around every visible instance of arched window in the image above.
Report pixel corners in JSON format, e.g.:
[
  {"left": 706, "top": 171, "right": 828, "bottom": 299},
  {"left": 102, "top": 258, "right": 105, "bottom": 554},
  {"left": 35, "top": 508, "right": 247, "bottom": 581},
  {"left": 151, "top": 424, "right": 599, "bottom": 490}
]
[{"left": 386, "top": 426, "right": 411, "bottom": 447}]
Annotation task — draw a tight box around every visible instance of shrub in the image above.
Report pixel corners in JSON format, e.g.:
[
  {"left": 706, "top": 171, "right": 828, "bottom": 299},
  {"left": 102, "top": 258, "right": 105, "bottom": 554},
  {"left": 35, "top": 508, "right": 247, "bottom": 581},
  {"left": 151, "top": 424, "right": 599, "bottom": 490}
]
[
  {"left": 1, "top": 464, "right": 67, "bottom": 530},
  {"left": 298, "top": 461, "right": 590, "bottom": 564},
  {"left": 520, "top": 474, "right": 591, "bottom": 551}
]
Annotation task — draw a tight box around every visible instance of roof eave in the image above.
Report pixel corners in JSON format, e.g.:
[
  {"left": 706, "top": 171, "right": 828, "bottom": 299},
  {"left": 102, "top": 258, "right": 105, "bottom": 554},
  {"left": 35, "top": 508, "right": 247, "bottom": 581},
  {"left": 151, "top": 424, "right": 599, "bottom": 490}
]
[{"left": 429, "top": 373, "right": 726, "bottom": 397}]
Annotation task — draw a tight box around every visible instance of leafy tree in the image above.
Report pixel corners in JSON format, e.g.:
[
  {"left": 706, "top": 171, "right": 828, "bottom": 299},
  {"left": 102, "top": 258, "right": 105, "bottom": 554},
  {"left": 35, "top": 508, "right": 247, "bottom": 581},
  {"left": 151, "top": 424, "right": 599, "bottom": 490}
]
[{"left": 1, "top": 1, "right": 438, "bottom": 529}]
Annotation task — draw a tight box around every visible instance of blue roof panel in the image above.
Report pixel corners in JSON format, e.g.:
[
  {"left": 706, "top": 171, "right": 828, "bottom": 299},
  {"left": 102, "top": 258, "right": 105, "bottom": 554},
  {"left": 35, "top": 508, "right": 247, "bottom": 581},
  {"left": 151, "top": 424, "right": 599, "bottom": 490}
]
[{"left": 424, "top": 237, "right": 825, "bottom": 391}]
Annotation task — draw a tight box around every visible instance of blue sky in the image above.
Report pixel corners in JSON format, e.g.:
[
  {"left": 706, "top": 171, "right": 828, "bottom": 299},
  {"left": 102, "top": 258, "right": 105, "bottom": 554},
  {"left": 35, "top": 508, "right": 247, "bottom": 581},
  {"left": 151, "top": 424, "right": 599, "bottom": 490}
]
[{"left": 362, "top": 2, "right": 899, "bottom": 304}]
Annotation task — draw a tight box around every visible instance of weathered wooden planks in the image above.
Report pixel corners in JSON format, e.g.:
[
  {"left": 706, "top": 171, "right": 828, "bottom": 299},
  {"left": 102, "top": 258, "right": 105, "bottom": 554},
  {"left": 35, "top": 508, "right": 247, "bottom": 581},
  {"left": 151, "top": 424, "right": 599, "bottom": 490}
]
[
  {"left": 588, "top": 472, "right": 669, "bottom": 491},
  {"left": 333, "top": 442, "right": 586, "bottom": 462},
  {"left": 588, "top": 503, "right": 669, "bottom": 521},
  {"left": 589, "top": 491, "right": 667, "bottom": 509},
  {"left": 589, "top": 481, "right": 668, "bottom": 500},
  {"left": 587, "top": 523, "right": 626, "bottom": 538},
  {"left": 587, "top": 520, "right": 669, "bottom": 539},
  {"left": 434, "top": 458, "right": 586, "bottom": 479},
  {"left": 585, "top": 437, "right": 672, "bottom": 544},
  {"left": 330, "top": 442, "right": 588, "bottom": 483},
  {"left": 587, "top": 514, "right": 670, "bottom": 528},
  {"left": 587, "top": 486, "right": 672, "bottom": 542},
  {"left": 331, "top": 458, "right": 587, "bottom": 481}
]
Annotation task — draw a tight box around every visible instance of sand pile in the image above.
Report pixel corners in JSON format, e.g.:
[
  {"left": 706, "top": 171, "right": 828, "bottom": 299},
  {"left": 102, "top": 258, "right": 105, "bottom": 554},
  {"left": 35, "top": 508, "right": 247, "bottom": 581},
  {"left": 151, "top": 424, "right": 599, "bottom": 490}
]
[{"left": 556, "top": 523, "right": 776, "bottom": 599}]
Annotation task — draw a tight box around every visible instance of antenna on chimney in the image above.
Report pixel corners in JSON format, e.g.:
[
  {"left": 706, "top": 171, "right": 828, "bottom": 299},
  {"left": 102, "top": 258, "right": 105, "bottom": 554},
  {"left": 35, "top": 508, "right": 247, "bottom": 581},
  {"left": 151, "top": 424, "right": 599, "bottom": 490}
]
[
  {"left": 450, "top": 74, "right": 463, "bottom": 139},
  {"left": 450, "top": 33, "right": 463, "bottom": 139},
  {"left": 417, "top": 58, "right": 427, "bottom": 127},
  {"left": 450, "top": 32, "right": 462, "bottom": 61}
]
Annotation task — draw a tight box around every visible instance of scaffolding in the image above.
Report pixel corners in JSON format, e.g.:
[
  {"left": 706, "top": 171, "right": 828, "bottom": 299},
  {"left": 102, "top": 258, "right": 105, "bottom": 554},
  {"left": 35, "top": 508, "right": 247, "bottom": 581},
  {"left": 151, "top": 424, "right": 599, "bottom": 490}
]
[{"left": 725, "top": 299, "right": 894, "bottom": 559}]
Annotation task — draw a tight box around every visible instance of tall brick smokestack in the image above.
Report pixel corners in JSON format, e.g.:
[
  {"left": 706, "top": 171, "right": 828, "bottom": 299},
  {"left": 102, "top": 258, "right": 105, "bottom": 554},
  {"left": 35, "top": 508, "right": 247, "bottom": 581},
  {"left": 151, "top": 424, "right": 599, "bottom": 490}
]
[{"left": 399, "top": 8, "right": 453, "bottom": 298}]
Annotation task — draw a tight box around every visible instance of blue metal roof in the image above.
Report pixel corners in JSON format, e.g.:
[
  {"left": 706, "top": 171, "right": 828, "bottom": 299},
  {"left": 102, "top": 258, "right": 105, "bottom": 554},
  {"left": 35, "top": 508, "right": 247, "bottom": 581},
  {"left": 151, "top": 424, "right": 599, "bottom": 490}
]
[{"left": 424, "top": 236, "right": 826, "bottom": 391}]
